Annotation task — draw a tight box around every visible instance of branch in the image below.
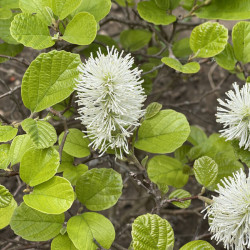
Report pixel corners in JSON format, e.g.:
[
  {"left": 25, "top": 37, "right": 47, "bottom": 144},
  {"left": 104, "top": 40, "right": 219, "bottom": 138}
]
[
  {"left": 0, "top": 171, "right": 19, "bottom": 177},
  {"left": 0, "top": 85, "right": 21, "bottom": 100},
  {"left": 0, "top": 54, "right": 29, "bottom": 66},
  {"left": 141, "top": 63, "right": 164, "bottom": 76}
]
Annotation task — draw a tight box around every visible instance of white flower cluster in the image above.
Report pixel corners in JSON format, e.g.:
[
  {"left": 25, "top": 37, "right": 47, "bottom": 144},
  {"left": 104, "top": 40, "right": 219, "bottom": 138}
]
[
  {"left": 204, "top": 170, "right": 250, "bottom": 250},
  {"left": 216, "top": 82, "right": 250, "bottom": 150},
  {"left": 75, "top": 47, "right": 146, "bottom": 158}
]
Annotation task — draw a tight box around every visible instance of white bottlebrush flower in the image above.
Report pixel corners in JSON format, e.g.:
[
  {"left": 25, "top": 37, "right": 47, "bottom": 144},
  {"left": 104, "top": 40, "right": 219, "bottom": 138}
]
[
  {"left": 204, "top": 170, "right": 250, "bottom": 250},
  {"left": 216, "top": 82, "right": 250, "bottom": 150},
  {"left": 75, "top": 47, "right": 146, "bottom": 158}
]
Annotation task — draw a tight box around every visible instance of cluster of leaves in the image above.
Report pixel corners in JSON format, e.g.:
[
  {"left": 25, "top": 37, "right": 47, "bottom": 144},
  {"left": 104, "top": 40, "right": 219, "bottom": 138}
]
[{"left": 0, "top": 0, "right": 250, "bottom": 249}]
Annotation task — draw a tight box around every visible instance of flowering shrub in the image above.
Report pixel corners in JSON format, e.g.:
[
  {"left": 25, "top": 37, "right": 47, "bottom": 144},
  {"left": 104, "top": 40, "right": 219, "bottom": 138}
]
[{"left": 0, "top": 0, "right": 250, "bottom": 249}]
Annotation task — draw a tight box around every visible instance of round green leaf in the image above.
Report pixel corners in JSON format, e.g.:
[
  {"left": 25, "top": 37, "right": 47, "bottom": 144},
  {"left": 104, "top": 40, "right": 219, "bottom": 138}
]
[
  {"left": 0, "top": 198, "right": 17, "bottom": 229},
  {"left": 23, "top": 176, "right": 74, "bottom": 214},
  {"left": 120, "top": 29, "right": 152, "bottom": 52},
  {"left": 67, "top": 212, "right": 115, "bottom": 250},
  {"left": 232, "top": 21, "right": 250, "bottom": 64},
  {"left": 0, "top": 125, "right": 18, "bottom": 142},
  {"left": 137, "top": 0, "right": 176, "bottom": 25},
  {"left": 0, "top": 185, "right": 12, "bottom": 208},
  {"left": 145, "top": 102, "right": 162, "bottom": 120},
  {"left": 232, "top": 140, "right": 250, "bottom": 167},
  {"left": 63, "top": 12, "right": 97, "bottom": 45},
  {"left": 57, "top": 150, "right": 74, "bottom": 173},
  {"left": 0, "top": 144, "right": 10, "bottom": 169},
  {"left": 58, "top": 128, "right": 90, "bottom": 158},
  {"left": 51, "top": 233, "right": 77, "bottom": 250},
  {"left": 72, "top": 0, "right": 111, "bottom": 22},
  {"left": 194, "top": 156, "right": 218, "bottom": 187},
  {"left": 10, "top": 202, "right": 64, "bottom": 241},
  {"left": 162, "top": 57, "right": 200, "bottom": 73},
  {"left": 188, "top": 125, "right": 207, "bottom": 146},
  {"left": 63, "top": 164, "right": 88, "bottom": 185},
  {"left": 9, "top": 134, "right": 34, "bottom": 165},
  {"left": 76, "top": 168, "right": 123, "bottom": 211},
  {"left": 50, "top": 0, "right": 81, "bottom": 20},
  {"left": 132, "top": 213, "right": 174, "bottom": 250},
  {"left": 195, "top": 0, "right": 250, "bottom": 20},
  {"left": 19, "top": 0, "right": 53, "bottom": 25},
  {"left": 155, "top": 0, "right": 170, "bottom": 10},
  {"left": 190, "top": 22, "right": 228, "bottom": 58},
  {"left": 21, "top": 50, "right": 81, "bottom": 112},
  {"left": 135, "top": 109, "right": 190, "bottom": 154},
  {"left": 147, "top": 155, "right": 189, "bottom": 188},
  {"left": 20, "top": 147, "right": 60, "bottom": 186},
  {"left": 10, "top": 13, "right": 55, "bottom": 49},
  {"left": 180, "top": 240, "right": 215, "bottom": 250},
  {"left": 0, "top": 16, "right": 19, "bottom": 44},
  {"left": 0, "top": 0, "right": 19, "bottom": 8},
  {"left": 21, "top": 118, "right": 57, "bottom": 149},
  {"left": 168, "top": 189, "right": 191, "bottom": 209},
  {"left": 0, "top": 8, "right": 12, "bottom": 19},
  {"left": 0, "top": 43, "right": 23, "bottom": 63},
  {"left": 215, "top": 43, "right": 237, "bottom": 71},
  {"left": 172, "top": 37, "right": 192, "bottom": 58}
]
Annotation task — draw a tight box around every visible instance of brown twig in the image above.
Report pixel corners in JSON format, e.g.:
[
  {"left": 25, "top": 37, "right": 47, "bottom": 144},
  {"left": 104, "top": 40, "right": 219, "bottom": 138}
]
[
  {"left": 0, "top": 171, "right": 19, "bottom": 177},
  {"left": 0, "top": 85, "right": 21, "bottom": 100},
  {"left": 0, "top": 54, "right": 29, "bottom": 66}
]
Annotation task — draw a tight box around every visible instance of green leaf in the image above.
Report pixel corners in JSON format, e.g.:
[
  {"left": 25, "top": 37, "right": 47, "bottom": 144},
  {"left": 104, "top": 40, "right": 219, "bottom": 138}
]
[
  {"left": 162, "top": 57, "right": 200, "bottom": 73},
  {"left": 172, "top": 37, "right": 192, "bottom": 58},
  {"left": 188, "top": 125, "right": 207, "bottom": 146},
  {"left": 49, "top": 0, "right": 81, "bottom": 20},
  {"left": 145, "top": 102, "right": 162, "bottom": 120},
  {"left": 0, "top": 144, "right": 10, "bottom": 169},
  {"left": 21, "top": 118, "right": 57, "bottom": 149},
  {"left": 215, "top": 43, "right": 237, "bottom": 71},
  {"left": 174, "top": 144, "right": 192, "bottom": 164},
  {"left": 51, "top": 233, "right": 78, "bottom": 250},
  {"left": 58, "top": 128, "right": 90, "bottom": 158},
  {"left": 190, "top": 22, "right": 228, "bottom": 58},
  {"left": 0, "top": 125, "right": 17, "bottom": 142},
  {"left": 76, "top": 168, "right": 123, "bottom": 211},
  {"left": 10, "top": 203, "right": 64, "bottom": 241},
  {"left": 19, "top": 0, "right": 53, "bottom": 25},
  {"left": 67, "top": 212, "right": 115, "bottom": 250},
  {"left": 232, "top": 140, "right": 250, "bottom": 167},
  {"left": 72, "top": 0, "right": 111, "bottom": 22},
  {"left": 147, "top": 155, "right": 189, "bottom": 188},
  {"left": 57, "top": 150, "right": 74, "bottom": 173},
  {"left": 0, "top": 198, "right": 17, "bottom": 229},
  {"left": 155, "top": 0, "right": 170, "bottom": 10},
  {"left": 0, "top": 16, "right": 19, "bottom": 44},
  {"left": 63, "top": 12, "right": 97, "bottom": 45},
  {"left": 135, "top": 109, "right": 190, "bottom": 154},
  {"left": 0, "top": 43, "right": 23, "bottom": 63},
  {"left": 137, "top": 0, "right": 176, "bottom": 25},
  {"left": 0, "top": 185, "right": 12, "bottom": 208},
  {"left": 0, "top": 0, "right": 19, "bottom": 8},
  {"left": 209, "top": 154, "right": 243, "bottom": 190},
  {"left": 194, "top": 156, "right": 218, "bottom": 187},
  {"left": 180, "top": 240, "right": 215, "bottom": 250},
  {"left": 9, "top": 134, "right": 34, "bottom": 165},
  {"left": 21, "top": 50, "right": 81, "bottom": 112},
  {"left": 169, "top": 189, "right": 191, "bottom": 208},
  {"left": 132, "top": 213, "right": 174, "bottom": 250},
  {"left": 80, "top": 34, "right": 118, "bottom": 58},
  {"left": 120, "top": 29, "right": 152, "bottom": 52},
  {"left": 20, "top": 147, "right": 60, "bottom": 186},
  {"left": 232, "top": 21, "right": 250, "bottom": 64},
  {"left": 195, "top": 0, "right": 250, "bottom": 20},
  {"left": 23, "top": 176, "right": 74, "bottom": 214},
  {"left": 10, "top": 13, "right": 55, "bottom": 49},
  {"left": 0, "top": 8, "right": 12, "bottom": 19},
  {"left": 63, "top": 164, "right": 88, "bottom": 185}
]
